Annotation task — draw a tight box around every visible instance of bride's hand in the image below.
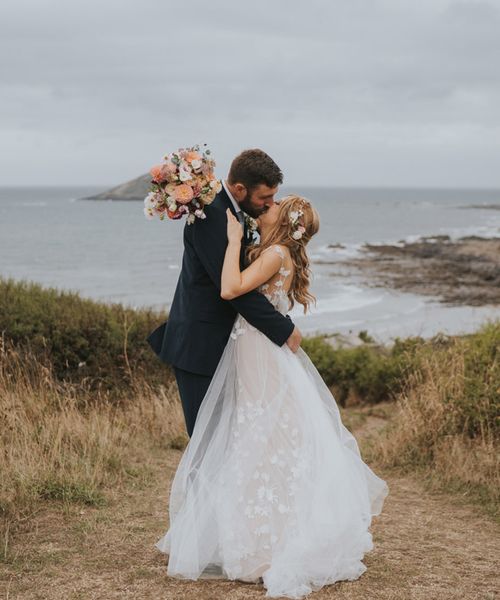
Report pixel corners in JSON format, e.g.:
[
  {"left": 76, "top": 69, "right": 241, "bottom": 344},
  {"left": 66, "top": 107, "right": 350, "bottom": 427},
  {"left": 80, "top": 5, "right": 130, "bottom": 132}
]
[{"left": 226, "top": 209, "right": 243, "bottom": 245}]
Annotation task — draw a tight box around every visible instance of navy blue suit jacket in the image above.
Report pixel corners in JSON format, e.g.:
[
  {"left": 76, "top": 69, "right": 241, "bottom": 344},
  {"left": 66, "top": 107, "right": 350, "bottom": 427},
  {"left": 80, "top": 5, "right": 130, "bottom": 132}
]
[{"left": 147, "top": 187, "right": 295, "bottom": 376}]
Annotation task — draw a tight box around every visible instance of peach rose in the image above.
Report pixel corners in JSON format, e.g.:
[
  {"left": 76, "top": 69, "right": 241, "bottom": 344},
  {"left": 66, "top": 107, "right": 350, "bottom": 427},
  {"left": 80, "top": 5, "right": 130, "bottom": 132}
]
[
  {"left": 175, "top": 184, "right": 194, "bottom": 204},
  {"left": 150, "top": 164, "right": 166, "bottom": 183},
  {"left": 184, "top": 151, "right": 201, "bottom": 163}
]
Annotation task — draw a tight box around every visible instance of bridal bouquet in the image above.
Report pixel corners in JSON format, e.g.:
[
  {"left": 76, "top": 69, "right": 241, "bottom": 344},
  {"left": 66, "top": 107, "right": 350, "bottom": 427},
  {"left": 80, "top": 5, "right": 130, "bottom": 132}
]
[{"left": 143, "top": 144, "right": 222, "bottom": 224}]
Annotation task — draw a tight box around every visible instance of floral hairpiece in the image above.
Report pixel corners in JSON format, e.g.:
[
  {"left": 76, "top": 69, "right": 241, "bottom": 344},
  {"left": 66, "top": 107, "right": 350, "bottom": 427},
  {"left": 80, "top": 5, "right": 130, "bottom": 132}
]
[{"left": 289, "top": 208, "right": 306, "bottom": 240}]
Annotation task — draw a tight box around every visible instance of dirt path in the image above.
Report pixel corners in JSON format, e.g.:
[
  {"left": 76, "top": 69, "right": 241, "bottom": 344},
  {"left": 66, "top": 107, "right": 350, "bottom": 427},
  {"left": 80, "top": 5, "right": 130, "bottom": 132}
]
[{"left": 1, "top": 414, "right": 499, "bottom": 600}]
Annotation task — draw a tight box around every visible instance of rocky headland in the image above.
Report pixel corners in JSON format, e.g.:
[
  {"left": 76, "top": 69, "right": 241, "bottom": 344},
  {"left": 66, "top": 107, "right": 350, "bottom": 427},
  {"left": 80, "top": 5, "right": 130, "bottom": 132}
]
[{"left": 335, "top": 235, "right": 500, "bottom": 306}]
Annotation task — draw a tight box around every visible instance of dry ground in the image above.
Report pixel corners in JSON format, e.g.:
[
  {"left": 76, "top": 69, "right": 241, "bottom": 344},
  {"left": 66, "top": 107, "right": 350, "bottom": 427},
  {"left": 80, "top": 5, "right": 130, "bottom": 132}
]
[{"left": 1, "top": 412, "right": 499, "bottom": 600}]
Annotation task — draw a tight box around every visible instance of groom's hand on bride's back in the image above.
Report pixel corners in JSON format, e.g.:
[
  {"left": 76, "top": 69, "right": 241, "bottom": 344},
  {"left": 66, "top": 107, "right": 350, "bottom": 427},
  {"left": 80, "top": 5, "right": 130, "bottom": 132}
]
[{"left": 286, "top": 326, "right": 302, "bottom": 353}]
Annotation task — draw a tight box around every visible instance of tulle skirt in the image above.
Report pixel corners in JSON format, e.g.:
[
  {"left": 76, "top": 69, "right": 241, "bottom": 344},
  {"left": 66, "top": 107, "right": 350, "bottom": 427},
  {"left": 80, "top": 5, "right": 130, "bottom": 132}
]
[{"left": 155, "top": 316, "right": 388, "bottom": 598}]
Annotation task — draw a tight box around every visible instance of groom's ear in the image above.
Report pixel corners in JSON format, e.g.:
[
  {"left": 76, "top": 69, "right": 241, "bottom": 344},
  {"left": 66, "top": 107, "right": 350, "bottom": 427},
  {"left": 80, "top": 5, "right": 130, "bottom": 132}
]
[{"left": 232, "top": 183, "right": 247, "bottom": 201}]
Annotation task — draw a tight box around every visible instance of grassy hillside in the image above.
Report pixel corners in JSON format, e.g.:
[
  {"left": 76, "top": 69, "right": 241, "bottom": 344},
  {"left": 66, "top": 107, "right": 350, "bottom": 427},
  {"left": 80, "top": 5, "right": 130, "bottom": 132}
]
[
  {"left": 0, "top": 277, "right": 420, "bottom": 405},
  {"left": 1, "top": 277, "right": 498, "bottom": 545},
  {"left": 0, "top": 277, "right": 171, "bottom": 396}
]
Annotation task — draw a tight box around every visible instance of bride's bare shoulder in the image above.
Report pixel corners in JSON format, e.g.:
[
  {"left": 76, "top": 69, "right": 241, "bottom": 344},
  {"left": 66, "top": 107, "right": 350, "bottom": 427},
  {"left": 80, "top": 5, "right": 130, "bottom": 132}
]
[{"left": 262, "top": 244, "right": 289, "bottom": 260}]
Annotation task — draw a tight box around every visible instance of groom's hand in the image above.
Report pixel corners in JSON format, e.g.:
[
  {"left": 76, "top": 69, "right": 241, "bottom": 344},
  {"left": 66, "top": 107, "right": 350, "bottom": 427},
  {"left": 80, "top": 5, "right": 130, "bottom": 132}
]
[{"left": 286, "top": 326, "right": 302, "bottom": 353}]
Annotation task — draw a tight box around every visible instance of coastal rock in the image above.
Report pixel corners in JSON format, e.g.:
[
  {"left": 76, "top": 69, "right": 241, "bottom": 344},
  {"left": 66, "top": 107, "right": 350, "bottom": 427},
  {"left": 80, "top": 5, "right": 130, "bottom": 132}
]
[
  {"left": 344, "top": 236, "right": 500, "bottom": 306},
  {"left": 81, "top": 173, "right": 151, "bottom": 201}
]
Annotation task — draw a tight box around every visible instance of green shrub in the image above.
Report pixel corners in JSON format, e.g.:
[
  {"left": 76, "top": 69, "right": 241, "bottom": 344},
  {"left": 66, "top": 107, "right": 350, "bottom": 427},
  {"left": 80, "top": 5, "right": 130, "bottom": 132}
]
[
  {"left": 0, "top": 277, "right": 171, "bottom": 395},
  {"left": 301, "top": 334, "right": 423, "bottom": 405}
]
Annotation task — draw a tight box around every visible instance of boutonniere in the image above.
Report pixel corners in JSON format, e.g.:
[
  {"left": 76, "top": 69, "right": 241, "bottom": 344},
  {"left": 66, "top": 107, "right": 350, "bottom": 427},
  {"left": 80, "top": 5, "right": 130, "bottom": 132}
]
[{"left": 243, "top": 213, "right": 260, "bottom": 244}]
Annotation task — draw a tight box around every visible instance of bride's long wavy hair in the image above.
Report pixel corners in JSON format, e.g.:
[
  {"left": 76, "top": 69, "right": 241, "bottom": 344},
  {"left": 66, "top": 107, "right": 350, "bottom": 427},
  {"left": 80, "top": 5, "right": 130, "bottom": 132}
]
[{"left": 246, "top": 195, "right": 320, "bottom": 313}]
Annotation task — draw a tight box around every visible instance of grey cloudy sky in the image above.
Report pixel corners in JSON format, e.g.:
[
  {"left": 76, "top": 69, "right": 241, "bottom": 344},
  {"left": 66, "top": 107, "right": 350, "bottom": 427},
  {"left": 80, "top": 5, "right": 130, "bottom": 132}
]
[{"left": 1, "top": 0, "right": 499, "bottom": 187}]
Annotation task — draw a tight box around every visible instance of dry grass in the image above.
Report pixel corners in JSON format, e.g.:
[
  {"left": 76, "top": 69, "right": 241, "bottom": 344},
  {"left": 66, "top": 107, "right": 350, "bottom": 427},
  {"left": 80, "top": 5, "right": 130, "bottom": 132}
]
[
  {"left": 369, "top": 333, "right": 499, "bottom": 519},
  {"left": 1, "top": 330, "right": 499, "bottom": 599},
  {"left": 0, "top": 341, "right": 186, "bottom": 549},
  {"left": 1, "top": 416, "right": 498, "bottom": 600}
]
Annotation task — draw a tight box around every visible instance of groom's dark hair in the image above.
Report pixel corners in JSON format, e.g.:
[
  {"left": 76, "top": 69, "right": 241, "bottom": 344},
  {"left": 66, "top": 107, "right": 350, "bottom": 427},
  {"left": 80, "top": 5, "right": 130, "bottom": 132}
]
[{"left": 228, "top": 149, "right": 283, "bottom": 191}]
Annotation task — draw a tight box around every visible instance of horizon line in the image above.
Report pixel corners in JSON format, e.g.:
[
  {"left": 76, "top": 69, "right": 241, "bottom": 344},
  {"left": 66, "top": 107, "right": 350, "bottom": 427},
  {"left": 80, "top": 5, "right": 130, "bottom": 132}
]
[{"left": 1, "top": 183, "right": 500, "bottom": 192}]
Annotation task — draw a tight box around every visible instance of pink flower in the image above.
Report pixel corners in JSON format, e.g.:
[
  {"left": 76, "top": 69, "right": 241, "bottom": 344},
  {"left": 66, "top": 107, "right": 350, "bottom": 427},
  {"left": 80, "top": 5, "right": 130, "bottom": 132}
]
[
  {"left": 175, "top": 184, "right": 194, "bottom": 204},
  {"left": 201, "top": 162, "right": 212, "bottom": 176},
  {"left": 150, "top": 164, "right": 167, "bottom": 183},
  {"left": 159, "top": 161, "right": 177, "bottom": 180}
]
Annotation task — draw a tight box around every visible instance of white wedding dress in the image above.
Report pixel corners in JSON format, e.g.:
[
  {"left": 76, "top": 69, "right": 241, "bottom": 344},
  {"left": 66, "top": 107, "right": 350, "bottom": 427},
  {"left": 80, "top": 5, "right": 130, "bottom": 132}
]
[{"left": 155, "top": 245, "right": 389, "bottom": 598}]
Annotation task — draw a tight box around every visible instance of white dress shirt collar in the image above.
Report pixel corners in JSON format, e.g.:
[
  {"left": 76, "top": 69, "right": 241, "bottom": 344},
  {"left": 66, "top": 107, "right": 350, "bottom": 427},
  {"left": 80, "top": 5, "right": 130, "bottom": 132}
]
[{"left": 222, "top": 179, "right": 241, "bottom": 214}]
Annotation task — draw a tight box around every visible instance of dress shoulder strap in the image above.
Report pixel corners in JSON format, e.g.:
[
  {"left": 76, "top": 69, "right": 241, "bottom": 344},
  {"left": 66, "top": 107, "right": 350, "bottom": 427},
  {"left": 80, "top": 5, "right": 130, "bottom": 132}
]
[{"left": 262, "top": 245, "right": 291, "bottom": 282}]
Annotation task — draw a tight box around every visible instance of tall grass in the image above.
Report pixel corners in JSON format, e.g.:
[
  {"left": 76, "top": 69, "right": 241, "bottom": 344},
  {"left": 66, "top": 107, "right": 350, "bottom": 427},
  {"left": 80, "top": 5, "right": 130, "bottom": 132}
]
[
  {"left": 371, "top": 322, "right": 499, "bottom": 518},
  {"left": 0, "top": 338, "right": 186, "bottom": 553}
]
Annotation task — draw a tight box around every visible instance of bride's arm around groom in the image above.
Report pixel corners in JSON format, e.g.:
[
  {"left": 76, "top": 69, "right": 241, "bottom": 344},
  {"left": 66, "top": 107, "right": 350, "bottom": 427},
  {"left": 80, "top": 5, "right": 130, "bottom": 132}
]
[{"left": 147, "top": 149, "right": 301, "bottom": 436}]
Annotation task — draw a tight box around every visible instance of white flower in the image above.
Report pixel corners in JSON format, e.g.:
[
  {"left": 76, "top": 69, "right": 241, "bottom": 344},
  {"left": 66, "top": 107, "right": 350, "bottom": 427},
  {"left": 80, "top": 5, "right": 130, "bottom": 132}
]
[
  {"left": 292, "top": 230, "right": 303, "bottom": 240},
  {"left": 186, "top": 213, "right": 196, "bottom": 225},
  {"left": 266, "top": 488, "right": 278, "bottom": 503},
  {"left": 143, "top": 206, "right": 154, "bottom": 220},
  {"left": 179, "top": 167, "right": 192, "bottom": 182},
  {"left": 143, "top": 191, "right": 157, "bottom": 209},
  {"left": 191, "top": 159, "right": 202, "bottom": 170},
  {"left": 244, "top": 214, "right": 258, "bottom": 231},
  {"left": 289, "top": 210, "right": 299, "bottom": 222}
]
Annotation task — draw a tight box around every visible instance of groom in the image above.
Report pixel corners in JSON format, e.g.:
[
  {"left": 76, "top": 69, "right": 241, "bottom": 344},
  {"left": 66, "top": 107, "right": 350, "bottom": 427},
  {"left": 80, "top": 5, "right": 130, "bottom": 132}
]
[{"left": 147, "top": 148, "right": 302, "bottom": 437}]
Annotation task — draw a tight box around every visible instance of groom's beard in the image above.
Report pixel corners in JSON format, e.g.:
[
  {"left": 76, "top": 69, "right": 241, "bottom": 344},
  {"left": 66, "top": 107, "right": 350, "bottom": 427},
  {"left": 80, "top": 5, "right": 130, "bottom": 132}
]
[{"left": 239, "top": 194, "right": 268, "bottom": 219}]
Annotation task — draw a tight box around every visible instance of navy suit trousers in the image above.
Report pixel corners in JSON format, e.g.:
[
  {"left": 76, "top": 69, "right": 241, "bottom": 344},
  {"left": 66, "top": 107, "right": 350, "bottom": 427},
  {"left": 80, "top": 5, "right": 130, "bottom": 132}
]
[{"left": 173, "top": 366, "right": 212, "bottom": 437}]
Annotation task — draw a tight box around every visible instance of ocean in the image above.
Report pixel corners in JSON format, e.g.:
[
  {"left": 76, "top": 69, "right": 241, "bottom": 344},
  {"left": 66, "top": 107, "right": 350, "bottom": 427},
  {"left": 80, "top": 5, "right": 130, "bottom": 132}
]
[{"left": 1, "top": 185, "right": 499, "bottom": 342}]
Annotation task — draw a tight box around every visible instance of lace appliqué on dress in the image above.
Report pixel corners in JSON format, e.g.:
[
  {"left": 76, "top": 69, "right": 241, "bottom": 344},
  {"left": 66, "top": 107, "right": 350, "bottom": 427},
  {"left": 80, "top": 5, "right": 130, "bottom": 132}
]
[
  {"left": 258, "top": 245, "right": 291, "bottom": 315},
  {"left": 230, "top": 245, "right": 291, "bottom": 341}
]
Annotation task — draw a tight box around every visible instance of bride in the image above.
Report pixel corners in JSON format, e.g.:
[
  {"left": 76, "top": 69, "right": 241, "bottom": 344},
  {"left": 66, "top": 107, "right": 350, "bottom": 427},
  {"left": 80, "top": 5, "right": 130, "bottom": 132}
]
[{"left": 155, "top": 195, "right": 389, "bottom": 598}]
